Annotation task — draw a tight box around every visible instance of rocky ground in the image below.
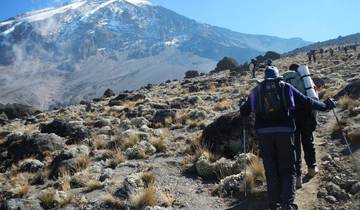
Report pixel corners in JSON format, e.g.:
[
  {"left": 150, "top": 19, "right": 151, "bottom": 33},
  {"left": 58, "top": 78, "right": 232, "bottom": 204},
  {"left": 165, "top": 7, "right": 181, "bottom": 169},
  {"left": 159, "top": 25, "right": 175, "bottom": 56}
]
[{"left": 0, "top": 47, "right": 359, "bottom": 210}]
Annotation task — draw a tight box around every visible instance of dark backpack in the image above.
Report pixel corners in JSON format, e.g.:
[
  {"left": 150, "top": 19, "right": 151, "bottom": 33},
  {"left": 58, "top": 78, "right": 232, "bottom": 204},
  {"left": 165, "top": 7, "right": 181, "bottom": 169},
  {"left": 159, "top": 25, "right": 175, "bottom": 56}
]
[{"left": 254, "top": 79, "right": 292, "bottom": 121}]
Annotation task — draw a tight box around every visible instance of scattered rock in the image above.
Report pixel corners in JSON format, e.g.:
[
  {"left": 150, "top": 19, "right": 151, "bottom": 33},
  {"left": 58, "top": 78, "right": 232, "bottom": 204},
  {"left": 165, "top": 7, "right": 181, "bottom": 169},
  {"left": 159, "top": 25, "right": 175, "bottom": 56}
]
[
  {"left": 94, "top": 118, "right": 112, "bottom": 128},
  {"left": 19, "top": 158, "right": 44, "bottom": 172},
  {"left": 325, "top": 195, "right": 337, "bottom": 203},
  {"left": 214, "top": 172, "right": 246, "bottom": 196},
  {"left": 1, "top": 198, "right": 43, "bottom": 210},
  {"left": 131, "top": 117, "right": 150, "bottom": 128},
  {"left": 334, "top": 80, "right": 360, "bottom": 99},
  {"left": 195, "top": 153, "right": 253, "bottom": 179},
  {"left": 151, "top": 109, "right": 177, "bottom": 125},
  {"left": 115, "top": 173, "right": 145, "bottom": 199},
  {"left": 128, "top": 93, "right": 146, "bottom": 101},
  {"left": 350, "top": 182, "right": 360, "bottom": 194},
  {"left": 40, "top": 119, "right": 90, "bottom": 144},
  {"left": 326, "top": 182, "right": 350, "bottom": 201}
]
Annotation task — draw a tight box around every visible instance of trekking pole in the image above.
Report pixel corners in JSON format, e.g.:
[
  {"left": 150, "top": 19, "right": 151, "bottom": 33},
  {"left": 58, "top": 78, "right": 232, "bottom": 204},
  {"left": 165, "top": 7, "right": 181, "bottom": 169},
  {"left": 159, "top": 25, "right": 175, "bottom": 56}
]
[
  {"left": 332, "top": 109, "right": 360, "bottom": 177},
  {"left": 243, "top": 127, "right": 247, "bottom": 197}
]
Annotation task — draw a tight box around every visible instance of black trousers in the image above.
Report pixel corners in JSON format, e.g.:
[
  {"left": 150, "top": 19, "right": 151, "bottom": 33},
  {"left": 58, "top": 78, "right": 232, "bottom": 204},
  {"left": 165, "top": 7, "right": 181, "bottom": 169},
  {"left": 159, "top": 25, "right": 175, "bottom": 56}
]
[
  {"left": 294, "top": 127, "right": 316, "bottom": 177},
  {"left": 258, "top": 133, "right": 298, "bottom": 210}
]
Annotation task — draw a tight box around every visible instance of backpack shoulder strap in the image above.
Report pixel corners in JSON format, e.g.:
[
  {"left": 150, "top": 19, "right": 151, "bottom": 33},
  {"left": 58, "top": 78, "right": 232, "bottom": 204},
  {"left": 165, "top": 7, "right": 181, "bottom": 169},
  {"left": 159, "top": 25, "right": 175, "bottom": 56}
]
[{"left": 278, "top": 81, "right": 289, "bottom": 110}]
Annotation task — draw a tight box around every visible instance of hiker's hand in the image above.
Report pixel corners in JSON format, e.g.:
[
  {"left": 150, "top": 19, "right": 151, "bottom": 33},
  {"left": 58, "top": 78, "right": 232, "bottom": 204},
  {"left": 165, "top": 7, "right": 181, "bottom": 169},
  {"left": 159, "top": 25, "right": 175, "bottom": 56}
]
[
  {"left": 324, "top": 98, "right": 336, "bottom": 109},
  {"left": 239, "top": 97, "right": 247, "bottom": 107}
]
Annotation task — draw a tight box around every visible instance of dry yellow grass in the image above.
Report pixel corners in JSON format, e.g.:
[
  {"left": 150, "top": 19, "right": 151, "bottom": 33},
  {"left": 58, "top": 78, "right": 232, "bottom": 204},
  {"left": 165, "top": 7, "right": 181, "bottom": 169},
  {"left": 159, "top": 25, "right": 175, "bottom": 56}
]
[
  {"left": 103, "top": 194, "right": 124, "bottom": 208},
  {"left": 59, "top": 169, "right": 71, "bottom": 192},
  {"left": 109, "top": 149, "right": 126, "bottom": 167},
  {"left": 38, "top": 190, "right": 57, "bottom": 209},
  {"left": 159, "top": 192, "right": 175, "bottom": 207},
  {"left": 129, "top": 185, "right": 157, "bottom": 209},
  {"left": 85, "top": 180, "right": 103, "bottom": 191},
  {"left": 10, "top": 173, "right": 31, "bottom": 198},
  {"left": 122, "top": 133, "right": 140, "bottom": 150},
  {"left": 245, "top": 155, "right": 266, "bottom": 192},
  {"left": 141, "top": 172, "right": 156, "bottom": 187},
  {"left": 208, "top": 84, "right": 217, "bottom": 94},
  {"left": 203, "top": 150, "right": 221, "bottom": 163},
  {"left": 94, "top": 137, "right": 108, "bottom": 150},
  {"left": 150, "top": 138, "right": 167, "bottom": 153},
  {"left": 248, "top": 156, "right": 266, "bottom": 182},
  {"left": 213, "top": 98, "right": 233, "bottom": 111},
  {"left": 339, "top": 96, "right": 360, "bottom": 111},
  {"left": 74, "top": 155, "right": 90, "bottom": 170}
]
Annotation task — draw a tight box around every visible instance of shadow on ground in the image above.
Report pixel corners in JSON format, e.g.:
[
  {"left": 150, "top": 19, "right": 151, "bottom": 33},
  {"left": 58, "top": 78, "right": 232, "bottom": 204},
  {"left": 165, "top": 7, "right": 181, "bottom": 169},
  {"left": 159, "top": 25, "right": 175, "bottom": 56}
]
[{"left": 226, "top": 191, "right": 268, "bottom": 210}]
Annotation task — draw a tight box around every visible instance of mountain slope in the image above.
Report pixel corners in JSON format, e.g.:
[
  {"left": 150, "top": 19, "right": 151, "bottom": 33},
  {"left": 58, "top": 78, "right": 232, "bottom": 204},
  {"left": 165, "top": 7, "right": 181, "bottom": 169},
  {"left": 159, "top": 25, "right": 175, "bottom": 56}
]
[
  {"left": 0, "top": 0, "right": 310, "bottom": 109},
  {"left": 284, "top": 33, "right": 360, "bottom": 56}
]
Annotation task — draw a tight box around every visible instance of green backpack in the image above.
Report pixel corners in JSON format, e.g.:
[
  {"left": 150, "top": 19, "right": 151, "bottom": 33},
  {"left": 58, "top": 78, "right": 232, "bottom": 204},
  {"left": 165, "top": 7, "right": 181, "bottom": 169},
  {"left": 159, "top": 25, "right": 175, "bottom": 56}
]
[{"left": 283, "top": 70, "right": 306, "bottom": 95}]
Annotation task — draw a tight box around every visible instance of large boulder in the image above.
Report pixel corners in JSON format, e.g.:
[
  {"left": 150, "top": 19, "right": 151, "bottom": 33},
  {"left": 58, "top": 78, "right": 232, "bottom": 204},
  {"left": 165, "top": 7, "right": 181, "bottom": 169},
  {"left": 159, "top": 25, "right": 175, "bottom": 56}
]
[
  {"left": 201, "top": 112, "right": 256, "bottom": 157},
  {"left": 103, "top": 88, "right": 116, "bottom": 98},
  {"left": 40, "top": 119, "right": 90, "bottom": 144},
  {"left": 214, "top": 57, "right": 239, "bottom": 72},
  {"left": 184, "top": 70, "right": 200, "bottom": 79},
  {"left": 5, "top": 133, "right": 66, "bottom": 161},
  {"left": 334, "top": 80, "right": 360, "bottom": 99},
  {"left": 0, "top": 103, "right": 39, "bottom": 120},
  {"left": 256, "top": 51, "right": 281, "bottom": 63}
]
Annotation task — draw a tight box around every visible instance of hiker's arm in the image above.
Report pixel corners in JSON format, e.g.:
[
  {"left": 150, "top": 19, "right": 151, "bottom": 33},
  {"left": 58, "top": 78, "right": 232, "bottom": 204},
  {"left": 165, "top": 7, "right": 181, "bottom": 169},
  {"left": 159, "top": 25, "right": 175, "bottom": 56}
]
[
  {"left": 240, "top": 92, "right": 253, "bottom": 116},
  {"left": 290, "top": 86, "right": 328, "bottom": 111}
]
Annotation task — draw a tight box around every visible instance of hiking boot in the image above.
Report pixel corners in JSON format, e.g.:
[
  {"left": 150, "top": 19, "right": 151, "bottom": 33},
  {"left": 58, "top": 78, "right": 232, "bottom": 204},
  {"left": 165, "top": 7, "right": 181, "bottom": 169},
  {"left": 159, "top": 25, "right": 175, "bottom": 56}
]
[
  {"left": 296, "top": 176, "right": 302, "bottom": 189},
  {"left": 307, "top": 166, "right": 319, "bottom": 177}
]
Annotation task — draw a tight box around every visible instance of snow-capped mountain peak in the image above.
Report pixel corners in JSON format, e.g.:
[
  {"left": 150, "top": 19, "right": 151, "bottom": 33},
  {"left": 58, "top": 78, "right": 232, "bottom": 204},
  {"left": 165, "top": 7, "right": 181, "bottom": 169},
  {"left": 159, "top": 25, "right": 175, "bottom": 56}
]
[{"left": 0, "top": 0, "right": 310, "bottom": 109}]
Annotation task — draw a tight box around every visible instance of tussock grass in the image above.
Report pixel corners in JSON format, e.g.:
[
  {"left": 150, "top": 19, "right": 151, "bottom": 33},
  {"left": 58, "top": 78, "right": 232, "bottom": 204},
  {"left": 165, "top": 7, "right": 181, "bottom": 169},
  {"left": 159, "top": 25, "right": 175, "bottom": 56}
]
[
  {"left": 141, "top": 172, "right": 156, "bottom": 187},
  {"left": 246, "top": 155, "right": 266, "bottom": 192},
  {"left": 75, "top": 155, "right": 90, "bottom": 170},
  {"left": 150, "top": 137, "right": 167, "bottom": 153},
  {"left": 129, "top": 185, "right": 157, "bottom": 209},
  {"left": 59, "top": 169, "right": 71, "bottom": 192},
  {"left": 339, "top": 96, "right": 360, "bottom": 111},
  {"left": 94, "top": 137, "right": 108, "bottom": 150},
  {"left": 159, "top": 192, "right": 175, "bottom": 207},
  {"left": 203, "top": 150, "right": 221, "bottom": 163},
  {"left": 103, "top": 194, "right": 124, "bottom": 208},
  {"left": 10, "top": 172, "right": 31, "bottom": 198},
  {"left": 213, "top": 98, "right": 233, "bottom": 111},
  {"left": 248, "top": 156, "right": 265, "bottom": 181},
  {"left": 122, "top": 133, "right": 140, "bottom": 150},
  {"left": 38, "top": 190, "right": 57, "bottom": 209},
  {"left": 109, "top": 149, "right": 126, "bottom": 168},
  {"left": 85, "top": 180, "right": 103, "bottom": 191}
]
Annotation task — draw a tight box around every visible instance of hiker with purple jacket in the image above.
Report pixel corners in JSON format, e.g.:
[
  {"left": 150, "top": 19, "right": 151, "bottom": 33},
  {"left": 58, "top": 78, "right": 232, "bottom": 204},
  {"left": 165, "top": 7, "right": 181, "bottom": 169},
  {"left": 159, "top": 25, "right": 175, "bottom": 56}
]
[{"left": 239, "top": 66, "right": 336, "bottom": 210}]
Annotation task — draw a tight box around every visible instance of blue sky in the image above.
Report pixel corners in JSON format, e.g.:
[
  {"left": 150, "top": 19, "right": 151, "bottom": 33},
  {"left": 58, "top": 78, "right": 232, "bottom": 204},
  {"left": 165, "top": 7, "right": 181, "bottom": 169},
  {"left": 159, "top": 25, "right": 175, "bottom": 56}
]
[{"left": 0, "top": 0, "right": 358, "bottom": 42}]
